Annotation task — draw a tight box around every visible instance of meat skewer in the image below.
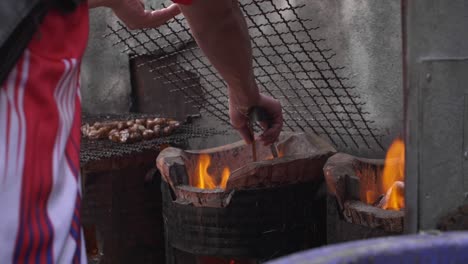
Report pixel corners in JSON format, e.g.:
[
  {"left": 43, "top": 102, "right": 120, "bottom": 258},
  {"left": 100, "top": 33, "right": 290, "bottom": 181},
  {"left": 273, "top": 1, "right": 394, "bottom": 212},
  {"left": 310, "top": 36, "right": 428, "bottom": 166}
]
[{"left": 82, "top": 117, "right": 181, "bottom": 143}]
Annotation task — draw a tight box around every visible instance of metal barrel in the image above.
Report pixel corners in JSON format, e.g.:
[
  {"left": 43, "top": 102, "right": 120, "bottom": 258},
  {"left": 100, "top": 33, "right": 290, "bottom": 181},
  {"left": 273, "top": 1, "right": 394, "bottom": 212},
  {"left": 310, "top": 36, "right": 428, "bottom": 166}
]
[{"left": 162, "top": 181, "right": 326, "bottom": 261}]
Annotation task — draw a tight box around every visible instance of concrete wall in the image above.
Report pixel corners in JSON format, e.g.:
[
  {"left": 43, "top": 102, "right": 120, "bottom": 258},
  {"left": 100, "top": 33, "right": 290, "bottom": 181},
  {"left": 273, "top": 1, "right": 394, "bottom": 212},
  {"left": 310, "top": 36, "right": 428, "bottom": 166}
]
[
  {"left": 81, "top": 8, "right": 132, "bottom": 113},
  {"left": 81, "top": 0, "right": 176, "bottom": 114},
  {"left": 297, "top": 0, "right": 403, "bottom": 157},
  {"left": 81, "top": 0, "right": 403, "bottom": 156},
  {"left": 404, "top": 0, "right": 468, "bottom": 231},
  {"left": 148, "top": 0, "right": 165, "bottom": 7}
]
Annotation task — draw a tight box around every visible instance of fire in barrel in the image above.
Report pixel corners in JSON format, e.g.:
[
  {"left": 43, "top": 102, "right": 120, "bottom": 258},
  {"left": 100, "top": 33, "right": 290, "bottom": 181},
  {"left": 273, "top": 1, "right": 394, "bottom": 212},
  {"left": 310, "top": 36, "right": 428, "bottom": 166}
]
[
  {"left": 324, "top": 138, "right": 406, "bottom": 236},
  {"left": 156, "top": 133, "right": 336, "bottom": 263}
]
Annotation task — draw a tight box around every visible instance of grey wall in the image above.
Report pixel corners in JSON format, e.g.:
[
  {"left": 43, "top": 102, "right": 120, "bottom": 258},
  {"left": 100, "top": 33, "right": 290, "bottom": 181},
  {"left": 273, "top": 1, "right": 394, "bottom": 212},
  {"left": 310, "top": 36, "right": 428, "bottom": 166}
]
[
  {"left": 80, "top": 0, "right": 180, "bottom": 114},
  {"left": 81, "top": 0, "right": 403, "bottom": 156},
  {"left": 148, "top": 0, "right": 165, "bottom": 7},
  {"left": 81, "top": 8, "right": 132, "bottom": 113},
  {"left": 297, "top": 0, "right": 403, "bottom": 157},
  {"left": 404, "top": 0, "right": 468, "bottom": 231}
]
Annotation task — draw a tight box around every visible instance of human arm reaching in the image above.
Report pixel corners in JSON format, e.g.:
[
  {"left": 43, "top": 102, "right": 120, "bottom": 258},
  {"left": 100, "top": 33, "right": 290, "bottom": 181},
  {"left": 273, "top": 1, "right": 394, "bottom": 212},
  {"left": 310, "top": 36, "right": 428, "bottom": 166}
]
[
  {"left": 178, "top": 0, "right": 283, "bottom": 145},
  {"left": 87, "top": 0, "right": 283, "bottom": 145},
  {"left": 88, "top": 0, "right": 180, "bottom": 29}
]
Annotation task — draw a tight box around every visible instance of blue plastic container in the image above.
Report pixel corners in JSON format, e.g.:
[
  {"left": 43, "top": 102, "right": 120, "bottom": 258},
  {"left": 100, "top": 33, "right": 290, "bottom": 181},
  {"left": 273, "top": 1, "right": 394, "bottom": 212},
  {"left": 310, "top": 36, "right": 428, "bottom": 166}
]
[{"left": 267, "top": 232, "right": 468, "bottom": 264}]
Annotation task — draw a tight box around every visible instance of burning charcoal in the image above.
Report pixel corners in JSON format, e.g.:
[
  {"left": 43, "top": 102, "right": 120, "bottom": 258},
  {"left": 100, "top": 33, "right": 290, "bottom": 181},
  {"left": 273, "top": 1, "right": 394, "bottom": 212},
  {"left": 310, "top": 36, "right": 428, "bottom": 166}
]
[{"left": 142, "top": 129, "right": 155, "bottom": 140}]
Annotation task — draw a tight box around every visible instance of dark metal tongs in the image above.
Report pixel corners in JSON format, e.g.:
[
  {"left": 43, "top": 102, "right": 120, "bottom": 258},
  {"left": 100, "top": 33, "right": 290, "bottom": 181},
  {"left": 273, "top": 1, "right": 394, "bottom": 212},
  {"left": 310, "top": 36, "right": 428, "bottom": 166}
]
[{"left": 248, "top": 106, "right": 279, "bottom": 162}]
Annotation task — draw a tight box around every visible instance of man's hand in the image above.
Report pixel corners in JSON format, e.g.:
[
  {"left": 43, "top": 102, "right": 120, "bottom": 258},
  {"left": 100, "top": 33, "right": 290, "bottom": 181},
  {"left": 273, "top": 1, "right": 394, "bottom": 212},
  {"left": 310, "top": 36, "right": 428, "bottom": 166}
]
[
  {"left": 89, "top": 0, "right": 180, "bottom": 29},
  {"left": 179, "top": 0, "right": 284, "bottom": 145},
  {"left": 230, "top": 94, "right": 283, "bottom": 146}
]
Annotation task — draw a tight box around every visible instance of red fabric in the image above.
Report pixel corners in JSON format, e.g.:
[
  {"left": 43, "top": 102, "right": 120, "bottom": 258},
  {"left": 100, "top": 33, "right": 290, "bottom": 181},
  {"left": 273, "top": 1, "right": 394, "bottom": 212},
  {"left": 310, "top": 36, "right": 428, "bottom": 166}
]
[
  {"left": 0, "top": 3, "right": 89, "bottom": 263},
  {"left": 173, "top": 0, "right": 193, "bottom": 5},
  {"left": 29, "top": 3, "right": 89, "bottom": 59}
]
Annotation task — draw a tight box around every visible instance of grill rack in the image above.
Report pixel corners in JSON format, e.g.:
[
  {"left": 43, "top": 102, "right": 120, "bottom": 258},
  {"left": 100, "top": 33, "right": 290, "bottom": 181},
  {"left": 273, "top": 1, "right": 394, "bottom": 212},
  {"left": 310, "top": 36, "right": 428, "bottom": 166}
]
[
  {"left": 80, "top": 113, "right": 225, "bottom": 165},
  {"left": 104, "top": 0, "right": 384, "bottom": 150}
]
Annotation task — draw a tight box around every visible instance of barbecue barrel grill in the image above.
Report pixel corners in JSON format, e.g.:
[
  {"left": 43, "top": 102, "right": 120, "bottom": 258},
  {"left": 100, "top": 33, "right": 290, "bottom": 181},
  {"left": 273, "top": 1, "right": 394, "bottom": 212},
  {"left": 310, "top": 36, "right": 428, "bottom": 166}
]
[
  {"left": 80, "top": 0, "right": 468, "bottom": 262},
  {"left": 85, "top": 0, "right": 395, "bottom": 262},
  {"left": 157, "top": 133, "right": 336, "bottom": 263},
  {"left": 80, "top": 113, "right": 223, "bottom": 264}
]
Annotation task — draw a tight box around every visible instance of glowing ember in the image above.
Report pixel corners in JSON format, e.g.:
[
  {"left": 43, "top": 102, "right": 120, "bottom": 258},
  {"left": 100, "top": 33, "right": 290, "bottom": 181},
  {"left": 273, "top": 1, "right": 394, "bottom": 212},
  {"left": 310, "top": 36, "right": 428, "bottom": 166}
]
[
  {"left": 381, "top": 138, "right": 405, "bottom": 210},
  {"left": 195, "top": 154, "right": 231, "bottom": 190}
]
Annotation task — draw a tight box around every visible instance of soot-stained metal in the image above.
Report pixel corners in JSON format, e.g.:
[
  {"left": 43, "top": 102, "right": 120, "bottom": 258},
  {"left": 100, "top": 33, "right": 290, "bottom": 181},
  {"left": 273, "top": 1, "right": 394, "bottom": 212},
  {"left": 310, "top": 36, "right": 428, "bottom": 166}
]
[{"left": 104, "top": 0, "right": 383, "bottom": 150}]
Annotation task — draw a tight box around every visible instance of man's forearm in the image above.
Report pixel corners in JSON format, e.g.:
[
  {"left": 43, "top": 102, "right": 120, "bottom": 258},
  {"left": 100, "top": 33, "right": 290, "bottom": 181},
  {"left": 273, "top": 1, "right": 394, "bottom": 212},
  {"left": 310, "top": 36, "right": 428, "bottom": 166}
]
[
  {"left": 87, "top": 0, "right": 180, "bottom": 29},
  {"left": 178, "top": 0, "right": 260, "bottom": 109}
]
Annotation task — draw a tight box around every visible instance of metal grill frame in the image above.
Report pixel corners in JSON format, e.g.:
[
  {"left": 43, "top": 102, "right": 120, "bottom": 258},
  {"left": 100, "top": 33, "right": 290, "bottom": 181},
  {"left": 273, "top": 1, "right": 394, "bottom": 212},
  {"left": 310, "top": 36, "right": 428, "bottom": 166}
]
[
  {"left": 104, "top": 0, "right": 384, "bottom": 150},
  {"left": 80, "top": 113, "right": 225, "bottom": 164}
]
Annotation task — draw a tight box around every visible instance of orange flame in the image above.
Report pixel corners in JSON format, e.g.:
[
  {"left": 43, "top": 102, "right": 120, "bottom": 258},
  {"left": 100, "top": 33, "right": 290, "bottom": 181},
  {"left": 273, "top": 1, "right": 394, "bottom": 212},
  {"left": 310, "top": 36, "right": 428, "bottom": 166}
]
[
  {"left": 382, "top": 181, "right": 405, "bottom": 210},
  {"left": 195, "top": 154, "right": 230, "bottom": 190},
  {"left": 381, "top": 138, "right": 405, "bottom": 210},
  {"left": 366, "top": 190, "right": 376, "bottom": 204},
  {"left": 220, "top": 167, "right": 230, "bottom": 189}
]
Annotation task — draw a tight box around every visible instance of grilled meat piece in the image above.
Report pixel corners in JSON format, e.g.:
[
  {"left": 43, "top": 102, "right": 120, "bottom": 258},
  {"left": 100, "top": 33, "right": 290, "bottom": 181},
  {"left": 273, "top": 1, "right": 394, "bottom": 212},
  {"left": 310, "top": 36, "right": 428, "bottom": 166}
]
[{"left": 142, "top": 129, "right": 155, "bottom": 140}]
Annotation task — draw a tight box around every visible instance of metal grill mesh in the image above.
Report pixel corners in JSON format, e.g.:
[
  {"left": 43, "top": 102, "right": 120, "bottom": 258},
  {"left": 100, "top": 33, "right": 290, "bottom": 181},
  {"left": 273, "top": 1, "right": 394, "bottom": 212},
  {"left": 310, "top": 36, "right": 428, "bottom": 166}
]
[
  {"left": 104, "top": 0, "right": 384, "bottom": 150},
  {"left": 80, "top": 113, "right": 224, "bottom": 164}
]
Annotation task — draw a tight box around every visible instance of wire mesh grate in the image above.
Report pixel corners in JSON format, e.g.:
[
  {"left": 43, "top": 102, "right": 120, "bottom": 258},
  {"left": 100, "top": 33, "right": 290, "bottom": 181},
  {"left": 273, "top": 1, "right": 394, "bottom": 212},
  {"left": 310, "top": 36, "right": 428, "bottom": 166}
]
[
  {"left": 80, "top": 113, "right": 225, "bottom": 164},
  {"left": 104, "top": 0, "right": 384, "bottom": 150}
]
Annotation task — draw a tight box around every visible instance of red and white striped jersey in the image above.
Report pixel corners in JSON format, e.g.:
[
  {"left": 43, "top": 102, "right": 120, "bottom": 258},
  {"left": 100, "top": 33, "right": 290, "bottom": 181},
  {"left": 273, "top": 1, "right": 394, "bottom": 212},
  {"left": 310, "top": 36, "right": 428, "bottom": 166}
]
[{"left": 0, "top": 3, "right": 89, "bottom": 264}]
